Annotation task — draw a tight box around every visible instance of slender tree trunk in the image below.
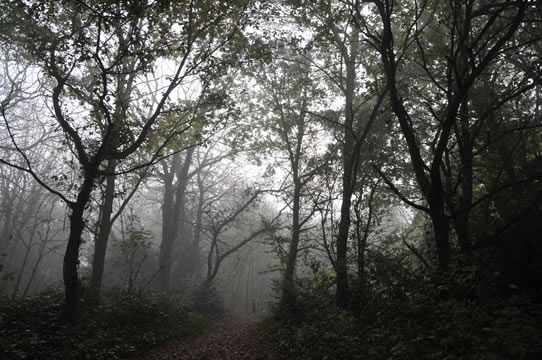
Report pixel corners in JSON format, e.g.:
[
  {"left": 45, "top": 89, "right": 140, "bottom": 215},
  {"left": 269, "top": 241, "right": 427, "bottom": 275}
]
[
  {"left": 335, "top": 192, "right": 352, "bottom": 307},
  {"left": 89, "top": 159, "right": 116, "bottom": 301},
  {"left": 89, "top": 49, "right": 134, "bottom": 297},
  {"left": 452, "top": 7, "right": 474, "bottom": 262},
  {"left": 231, "top": 260, "right": 245, "bottom": 311},
  {"left": 430, "top": 194, "right": 450, "bottom": 270},
  {"left": 281, "top": 177, "right": 301, "bottom": 313},
  {"left": 335, "top": 31, "right": 358, "bottom": 308},
  {"left": 62, "top": 168, "right": 97, "bottom": 325},
  {"left": 191, "top": 170, "right": 205, "bottom": 280},
  {"left": 23, "top": 200, "right": 56, "bottom": 296},
  {"left": 0, "top": 194, "right": 14, "bottom": 273},
  {"left": 23, "top": 244, "right": 45, "bottom": 296},
  {"left": 455, "top": 94, "right": 473, "bottom": 261},
  {"left": 12, "top": 240, "right": 32, "bottom": 297},
  {"left": 12, "top": 190, "right": 44, "bottom": 296},
  {"left": 159, "top": 169, "right": 175, "bottom": 292},
  {"left": 355, "top": 182, "right": 377, "bottom": 294},
  {"left": 159, "top": 148, "right": 194, "bottom": 292},
  {"left": 245, "top": 261, "right": 251, "bottom": 312}
]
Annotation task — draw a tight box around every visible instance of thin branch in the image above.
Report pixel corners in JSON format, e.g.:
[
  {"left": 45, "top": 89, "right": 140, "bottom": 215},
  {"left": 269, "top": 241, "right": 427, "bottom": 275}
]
[{"left": 1, "top": 105, "right": 73, "bottom": 205}]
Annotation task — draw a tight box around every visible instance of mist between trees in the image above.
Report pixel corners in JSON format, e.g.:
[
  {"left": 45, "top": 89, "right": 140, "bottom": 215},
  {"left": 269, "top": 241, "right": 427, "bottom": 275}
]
[{"left": 0, "top": 1, "right": 542, "bottom": 358}]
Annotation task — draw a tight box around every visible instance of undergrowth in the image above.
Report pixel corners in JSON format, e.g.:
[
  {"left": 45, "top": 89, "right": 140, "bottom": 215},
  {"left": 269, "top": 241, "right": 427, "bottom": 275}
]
[
  {"left": 0, "top": 287, "right": 213, "bottom": 359},
  {"left": 264, "top": 265, "right": 542, "bottom": 360}
]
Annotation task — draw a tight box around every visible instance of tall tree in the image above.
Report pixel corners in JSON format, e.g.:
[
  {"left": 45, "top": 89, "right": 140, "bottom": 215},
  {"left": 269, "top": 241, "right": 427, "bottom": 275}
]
[
  {"left": 287, "top": 0, "right": 388, "bottom": 307},
  {"left": 158, "top": 147, "right": 195, "bottom": 293},
  {"left": 0, "top": 0, "right": 249, "bottom": 324},
  {"left": 246, "top": 53, "right": 330, "bottom": 314},
  {"left": 356, "top": 0, "right": 535, "bottom": 272}
]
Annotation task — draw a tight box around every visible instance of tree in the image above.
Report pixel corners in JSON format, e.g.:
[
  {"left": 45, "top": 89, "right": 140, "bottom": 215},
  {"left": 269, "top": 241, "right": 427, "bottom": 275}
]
[
  {"left": 185, "top": 148, "right": 281, "bottom": 286},
  {"left": 157, "top": 147, "right": 195, "bottom": 293},
  {"left": 187, "top": 144, "right": 239, "bottom": 283},
  {"left": 88, "top": 157, "right": 151, "bottom": 302},
  {"left": 357, "top": 0, "right": 538, "bottom": 272},
  {"left": 113, "top": 211, "right": 154, "bottom": 293},
  {"left": 286, "top": 0, "right": 388, "bottom": 307},
  {"left": 0, "top": 50, "right": 67, "bottom": 295},
  {"left": 202, "top": 187, "right": 279, "bottom": 284},
  {"left": 244, "top": 53, "right": 331, "bottom": 314},
  {"left": 0, "top": 0, "right": 249, "bottom": 324}
]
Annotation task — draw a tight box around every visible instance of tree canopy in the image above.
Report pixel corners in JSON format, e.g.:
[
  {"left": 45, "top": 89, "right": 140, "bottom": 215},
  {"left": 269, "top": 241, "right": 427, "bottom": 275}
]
[{"left": 1, "top": 0, "right": 542, "bottom": 359}]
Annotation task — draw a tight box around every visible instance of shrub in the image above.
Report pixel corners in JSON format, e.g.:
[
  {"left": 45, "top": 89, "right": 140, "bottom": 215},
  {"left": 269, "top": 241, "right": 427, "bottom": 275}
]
[
  {"left": 191, "top": 282, "right": 225, "bottom": 316},
  {"left": 0, "top": 287, "right": 213, "bottom": 359},
  {"left": 265, "top": 265, "right": 542, "bottom": 360},
  {"left": 265, "top": 271, "right": 367, "bottom": 360}
]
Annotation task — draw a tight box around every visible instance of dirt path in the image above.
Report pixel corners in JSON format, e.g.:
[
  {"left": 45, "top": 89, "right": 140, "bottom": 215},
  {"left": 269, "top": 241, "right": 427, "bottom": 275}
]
[{"left": 127, "top": 313, "right": 276, "bottom": 360}]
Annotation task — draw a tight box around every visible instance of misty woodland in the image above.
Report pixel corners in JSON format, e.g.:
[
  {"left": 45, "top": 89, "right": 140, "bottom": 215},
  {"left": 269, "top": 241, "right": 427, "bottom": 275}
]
[{"left": 1, "top": 0, "right": 542, "bottom": 359}]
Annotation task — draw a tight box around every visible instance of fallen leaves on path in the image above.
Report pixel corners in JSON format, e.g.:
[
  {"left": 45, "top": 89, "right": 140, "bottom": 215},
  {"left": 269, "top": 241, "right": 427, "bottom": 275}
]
[{"left": 126, "top": 313, "right": 275, "bottom": 360}]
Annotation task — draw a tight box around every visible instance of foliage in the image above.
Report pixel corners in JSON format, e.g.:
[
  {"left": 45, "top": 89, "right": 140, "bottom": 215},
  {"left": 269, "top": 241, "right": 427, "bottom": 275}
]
[
  {"left": 0, "top": 287, "right": 212, "bottom": 359},
  {"left": 0, "top": 0, "right": 541, "bottom": 357},
  {"left": 191, "top": 282, "right": 226, "bottom": 316},
  {"left": 112, "top": 214, "right": 154, "bottom": 292},
  {"left": 266, "top": 257, "right": 542, "bottom": 360},
  {"left": 265, "top": 271, "right": 365, "bottom": 360}
]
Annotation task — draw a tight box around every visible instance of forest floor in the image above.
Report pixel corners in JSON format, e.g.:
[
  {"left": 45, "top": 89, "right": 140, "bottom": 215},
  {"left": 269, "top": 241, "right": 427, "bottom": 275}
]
[{"left": 126, "top": 312, "right": 276, "bottom": 360}]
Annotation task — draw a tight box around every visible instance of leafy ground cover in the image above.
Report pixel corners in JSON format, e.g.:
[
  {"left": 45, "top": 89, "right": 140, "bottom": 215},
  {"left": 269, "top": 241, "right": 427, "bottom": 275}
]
[
  {"left": 264, "top": 267, "right": 542, "bottom": 360},
  {"left": 0, "top": 287, "right": 213, "bottom": 359}
]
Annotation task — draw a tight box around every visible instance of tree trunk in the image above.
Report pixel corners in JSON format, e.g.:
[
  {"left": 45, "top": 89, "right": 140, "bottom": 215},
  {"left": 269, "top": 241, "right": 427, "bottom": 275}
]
[
  {"left": 245, "top": 262, "right": 251, "bottom": 312},
  {"left": 23, "top": 200, "right": 56, "bottom": 296},
  {"left": 190, "top": 169, "right": 205, "bottom": 280},
  {"left": 89, "top": 159, "right": 116, "bottom": 301},
  {"left": 376, "top": 2, "right": 451, "bottom": 271},
  {"left": 159, "top": 158, "right": 176, "bottom": 293},
  {"left": 452, "top": 8, "right": 474, "bottom": 262},
  {"left": 0, "top": 192, "right": 15, "bottom": 273},
  {"left": 280, "top": 177, "right": 301, "bottom": 314},
  {"left": 89, "top": 47, "right": 134, "bottom": 297},
  {"left": 335, "top": 30, "right": 358, "bottom": 308},
  {"left": 335, "top": 193, "right": 352, "bottom": 307},
  {"left": 159, "top": 148, "right": 194, "bottom": 292},
  {"left": 355, "top": 182, "right": 377, "bottom": 294},
  {"left": 455, "top": 94, "right": 474, "bottom": 261},
  {"left": 429, "top": 192, "right": 451, "bottom": 270},
  {"left": 62, "top": 168, "right": 97, "bottom": 325},
  {"left": 12, "top": 240, "right": 31, "bottom": 297},
  {"left": 23, "top": 244, "right": 45, "bottom": 296}
]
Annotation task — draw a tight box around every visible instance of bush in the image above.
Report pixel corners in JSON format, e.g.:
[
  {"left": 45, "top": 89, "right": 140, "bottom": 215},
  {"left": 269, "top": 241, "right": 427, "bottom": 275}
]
[
  {"left": 265, "top": 271, "right": 366, "bottom": 360},
  {"left": 0, "top": 287, "right": 213, "bottom": 359},
  {"left": 265, "top": 265, "right": 542, "bottom": 360},
  {"left": 266, "top": 306, "right": 366, "bottom": 360},
  {"left": 191, "top": 282, "right": 225, "bottom": 316}
]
